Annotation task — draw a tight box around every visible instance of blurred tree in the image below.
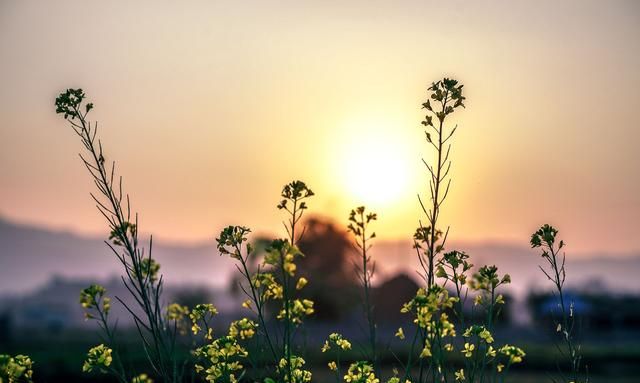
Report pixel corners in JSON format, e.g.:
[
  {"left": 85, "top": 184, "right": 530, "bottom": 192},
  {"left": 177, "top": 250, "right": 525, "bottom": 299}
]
[{"left": 295, "top": 216, "right": 361, "bottom": 321}]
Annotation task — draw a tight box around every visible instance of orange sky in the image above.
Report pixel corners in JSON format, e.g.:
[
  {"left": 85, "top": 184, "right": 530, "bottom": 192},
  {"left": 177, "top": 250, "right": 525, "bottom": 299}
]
[{"left": 1, "top": 0, "right": 639, "bottom": 253}]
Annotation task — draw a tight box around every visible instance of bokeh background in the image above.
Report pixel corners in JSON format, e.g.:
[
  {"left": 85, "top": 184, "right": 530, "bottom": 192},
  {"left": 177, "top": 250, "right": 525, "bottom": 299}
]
[{"left": 1, "top": 0, "right": 639, "bottom": 381}]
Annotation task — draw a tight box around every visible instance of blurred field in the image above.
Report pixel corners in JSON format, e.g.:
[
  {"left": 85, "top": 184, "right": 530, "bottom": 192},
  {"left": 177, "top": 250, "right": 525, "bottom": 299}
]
[{"left": 4, "top": 327, "right": 639, "bottom": 382}]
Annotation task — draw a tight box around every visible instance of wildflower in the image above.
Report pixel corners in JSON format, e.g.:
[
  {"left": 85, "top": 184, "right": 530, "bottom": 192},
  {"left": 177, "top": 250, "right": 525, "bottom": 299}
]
[
  {"left": 322, "top": 333, "right": 352, "bottom": 352},
  {"left": 253, "top": 273, "right": 283, "bottom": 301},
  {"left": 82, "top": 344, "right": 112, "bottom": 373},
  {"left": 328, "top": 361, "right": 337, "bottom": 371},
  {"left": 167, "top": 303, "right": 189, "bottom": 321},
  {"left": 495, "top": 294, "right": 505, "bottom": 305},
  {"left": 242, "top": 299, "right": 252, "bottom": 309},
  {"left": 0, "top": 354, "right": 34, "bottom": 383},
  {"left": 216, "top": 226, "right": 251, "bottom": 259},
  {"left": 496, "top": 363, "right": 504, "bottom": 372},
  {"left": 420, "top": 345, "right": 432, "bottom": 358},
  {"left": 166, "top": 303, "right": 189, "bottom": 334},
  {"left": 108, "top": 221, "right": 137, "bottom": 246},
  {"left": 499, "top": 345, "right": 526, "bottom": 364},
  {"left": 189, "top": 304, "right": 218, "bottom": 336},
  {"left": 277, "top": 356, "right": 312, "bottom": 383},
  {"left": 277, "top": 181, "right": 314, "bottom": 211},
  {"left": 486, "top": 346, "right": 496, "bottom": 357},
  {"left": 296, "top": 277, "right": 308, "bottom": 290},
  {"left": 474, "top": 295, "right": 483, "bottom": 306},
  {"left": 279, "top": 299, "right": 314, "bottom": 324},
  {"left": 79, "top": 284, "right": 110, "bottom": 319},
  {"left": 132, "top": 373, "right": 154, "bottom": 383},
  {"left": 265, "top": 239, "right": 302, "bottom": 276},
  {"left": 344, "top": 361, "right": 379, "bottom": 383},
  {"left": 395, "top": 327, "right": 405, "bottom": 339},
  {"left": 462, "top": 343, "right": 475, "bottom": 358},
  {"left": 387, "top": 378, "right": 400, "bottom": 383},
  {"left": 193, "top": 336, "right": 248, "bottom": 382},
  {"left": 530, "top": 224, "right": 558, "bottom": 249},
  {"left": 140, "top": 258, "right": 160, "bottom": 283},
  {"left": 455, "top": 369, "right": 465, "bottom": 381},
  {"left": 55, "top": 88, "right": 88, "bottom": 119},
  {"left": 228, "top": 318, "right": 258, "bottom": 340},
  {"left": 479, "top": 328, "right": 494, "bottom": 344}
]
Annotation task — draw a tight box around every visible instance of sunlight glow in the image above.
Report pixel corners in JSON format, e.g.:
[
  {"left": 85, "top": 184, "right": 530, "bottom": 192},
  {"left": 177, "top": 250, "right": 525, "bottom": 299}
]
[{"left": 337, "top": 119, "right": 413, "bottom": 208}]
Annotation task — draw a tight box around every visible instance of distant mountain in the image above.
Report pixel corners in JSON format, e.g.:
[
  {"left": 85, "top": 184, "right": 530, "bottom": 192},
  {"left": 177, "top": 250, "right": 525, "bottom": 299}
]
[
  {"left": 1, "top": 217, "right": 639, "bottom": 298},
  {"left": 0, "top": 217, "right": 233, "bottom": 295},
  {"left": 371, "top": 240, "right": 640, "bottom": 298}
]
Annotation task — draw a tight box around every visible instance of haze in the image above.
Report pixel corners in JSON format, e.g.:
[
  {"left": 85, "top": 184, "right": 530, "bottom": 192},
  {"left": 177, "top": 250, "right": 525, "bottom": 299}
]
[{"left": 1, "top": 0, "right": 639, "bottom": 254}]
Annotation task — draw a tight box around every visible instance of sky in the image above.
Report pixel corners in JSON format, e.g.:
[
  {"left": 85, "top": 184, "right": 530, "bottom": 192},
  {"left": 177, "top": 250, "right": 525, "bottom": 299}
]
[{"left": 1, "top": 0, "right": 639, "bottom": 254}]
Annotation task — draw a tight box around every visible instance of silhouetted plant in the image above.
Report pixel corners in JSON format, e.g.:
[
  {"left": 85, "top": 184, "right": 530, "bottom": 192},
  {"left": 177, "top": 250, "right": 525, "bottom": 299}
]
[
  {"left": 394, "top": 78, "right": 524, "bottom": 383},
  {"left": 56, "top": 89, "right": 182, "bottom": 382},
  {"left": 347, "top": 206, "right": 379, "bottom": 373},
  {"left": 416, "top": 78, "right": 465, "bottom": 287},
  {"left": 531, "top": 224, "right": 586, "bottom": 383},
  {"left": 47, "top": 80, "right": 599, "bottom": 383}
]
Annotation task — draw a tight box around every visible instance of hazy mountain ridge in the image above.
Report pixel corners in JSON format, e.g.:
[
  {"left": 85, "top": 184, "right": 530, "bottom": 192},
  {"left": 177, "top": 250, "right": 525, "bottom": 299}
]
[
  {"left": 0, "top": 216, "right": 231, "bottom": 295},
  {"left": 1, "top": 216, "right": 639, "bottom": 297}
]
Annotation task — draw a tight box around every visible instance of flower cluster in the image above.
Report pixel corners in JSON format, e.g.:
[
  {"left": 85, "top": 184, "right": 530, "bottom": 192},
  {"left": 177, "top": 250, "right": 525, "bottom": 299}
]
[
  {"left": 277, "top": 181, "right": 314, "bottom": 211},
  {"left": 194, "top": 336, "right": 248, "bottom": 383},
  {"left": 278, "top": 299, "right": 314, "bottom": 325},
  {"left": 79, "top": 284, "right": 110, "bottom": 320},
  {"left": 498, "top": 345, "right": 526, "bottom": 364},
  {"left": 437, "top": 250, "right": 473, "bottom": 285},
  {"left": 344, "top": 361, "right": 379, "bottom": 383},
  {"left": 166, "top": 303, "right": 190, "bottom": 334},
  {"left": 216, "top": 225, "right": 252, "bottom": 260},
  {"left": 264, "top": 239, "right": 302, "bottom": 276},
  {"left": 228, "top": 318, "right": 257, "bottom": 340},
  {"left": 82, "top": 344, "right": 113, "bottom": 373},
  {"left": 252, "top": 273, "right": 283, "bottom": 301},
  {"left": 131, "top": 373, "right": 154, "bottom": 383},
  {"left": 322, "top": 333, "right": 352, "bottom": 352},
  {"left": 0, "top": 354, "right": 34, "bottom": 383},
  {"left": 401, "top": 286, "right": 457, "bottom": 328},
  {"left": 55, "top": 88, "right": 92, "bottom": 120},
  {"left": 189, "top": 304, "right": 218, "bottom": 339},
  {"left": 140, "top": 258, "right": 160, "bottom": 283},
  {"left": 277, "top": 356, "right": 312, "bottom": 383},
  {"left": 108, "top": 221, "right": 137, "bottom": 247},
  {"left": 462, "top": 325, "right": 495, "bottom": 344}
]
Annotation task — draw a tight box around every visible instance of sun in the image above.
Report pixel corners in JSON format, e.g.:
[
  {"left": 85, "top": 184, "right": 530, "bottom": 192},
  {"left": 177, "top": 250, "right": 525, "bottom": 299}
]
[{"left": 335, "top": 121, "right": 415, "bottom": 208}]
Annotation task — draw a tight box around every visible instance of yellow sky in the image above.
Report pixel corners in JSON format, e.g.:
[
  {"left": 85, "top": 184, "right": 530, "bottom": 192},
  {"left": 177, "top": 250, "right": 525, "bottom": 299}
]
[{"left": 1, "top": 0, "right": 639, "bottom": 253}]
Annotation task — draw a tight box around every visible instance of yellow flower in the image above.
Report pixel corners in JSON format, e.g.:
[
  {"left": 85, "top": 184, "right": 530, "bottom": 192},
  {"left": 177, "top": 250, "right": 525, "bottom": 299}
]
[
  {"left": 479, "top": 328, "right": 494, "bottom": 344},
  {"left": 474, "top": 295, "right": 483, "bottom": 306},
  {"left": 496, "top": 363, "right": 504, "bottom": 372},
  {"left": 132, "top": 373, "right": 154, "bottom": 383},
  {"left": 395, "top": 327, "right": 405, "bottom": 340},
  {"left": 296, "top": 277, "right": 308, "bottom": 290},
  {"left": 228, "top": 318, "right": 258, "bottom": 340},
  {"left": 495, "top": 294, "right": 505, "bottom": 305},
  {"left": 328, "top": 361, "right": 337, "bottom": 371},
  {"left": 462, "top": 343, "right": 475, "bottom": 358},
  {"left": 420, "top": 345, "right": 432, "bottom": 358},
  {"left": 242, "top": 299, "right": 252, "bottom": 309},
  {"left": 444, "top": 343, "right": 454, "bottom": 352},
  {"left": 455, "top": 369, "right": 465, "bottom": 381},
  {"left": 486, "top": 346, "right": 496, "bottom": 357},
  {"left": 82, "top": 344, "right": 112, "bottom": 373}
]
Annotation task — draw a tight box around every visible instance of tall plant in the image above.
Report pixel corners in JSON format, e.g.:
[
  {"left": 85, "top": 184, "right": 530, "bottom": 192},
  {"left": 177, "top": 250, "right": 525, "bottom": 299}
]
[
  {"left": 56, "top": 89, "right": 184, "bottom": 383},
  {"left": 531, "top": 225, "right": 586, "bottom": 383}
]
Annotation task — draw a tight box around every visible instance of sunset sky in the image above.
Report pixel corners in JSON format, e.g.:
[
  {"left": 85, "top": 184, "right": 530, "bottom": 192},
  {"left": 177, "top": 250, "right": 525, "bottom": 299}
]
[{"left": 1, "top": 0, "right": 638, "bottom": 254}]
